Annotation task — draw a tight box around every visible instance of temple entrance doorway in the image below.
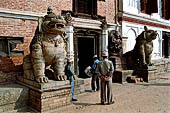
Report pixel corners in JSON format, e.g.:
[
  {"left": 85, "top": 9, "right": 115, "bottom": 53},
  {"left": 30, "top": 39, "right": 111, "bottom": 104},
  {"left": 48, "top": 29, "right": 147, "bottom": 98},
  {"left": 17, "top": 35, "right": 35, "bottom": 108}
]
[
  {"left": 73, "top": 28, "right": 100, "bottom": 78},
  {"left": 78, "top": 37, "right": 94, "bottom": 78}
]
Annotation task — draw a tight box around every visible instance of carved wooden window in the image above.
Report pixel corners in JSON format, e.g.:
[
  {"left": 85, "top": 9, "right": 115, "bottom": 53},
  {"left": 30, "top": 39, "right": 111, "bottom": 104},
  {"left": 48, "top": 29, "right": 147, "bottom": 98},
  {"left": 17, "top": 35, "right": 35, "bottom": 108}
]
[
  {"left": 162, "top": 0, "right": 170, "bottom": 20},
  {"left": 73, "top": 0, "right": 97, "bottom": 17},
  {"left": 0, "top": 36, "right": 24, "bottom": 57},
  {"left": 141, "top": 0, "right": 158, "bottom": 15}
]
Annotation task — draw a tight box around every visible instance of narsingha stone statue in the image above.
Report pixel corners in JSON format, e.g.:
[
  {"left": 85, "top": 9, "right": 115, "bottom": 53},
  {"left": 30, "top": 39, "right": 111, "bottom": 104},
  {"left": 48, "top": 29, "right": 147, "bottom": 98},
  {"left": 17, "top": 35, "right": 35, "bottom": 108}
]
[
  {"left": 123, "top": 26, "right": 157, "bottom": 69},
  {"left": 108, "top": 30, "right": 122, "bottom": 56},
  {"left": 23, "top": 6, "right": 67, "bottom": 83}
]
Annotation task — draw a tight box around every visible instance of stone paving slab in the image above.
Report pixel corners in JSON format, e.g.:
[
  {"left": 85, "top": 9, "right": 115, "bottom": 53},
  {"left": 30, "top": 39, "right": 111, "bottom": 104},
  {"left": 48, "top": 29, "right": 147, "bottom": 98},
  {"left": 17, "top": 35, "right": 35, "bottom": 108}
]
[
  {"left": 13, "top": 72, "right": 170, "bottom": 113},
  {"left": 0, "top": 83, "right": 29, "bottom": 113},
  {"left": 53, "top": 72, "right": 170, "bottom": 113}
]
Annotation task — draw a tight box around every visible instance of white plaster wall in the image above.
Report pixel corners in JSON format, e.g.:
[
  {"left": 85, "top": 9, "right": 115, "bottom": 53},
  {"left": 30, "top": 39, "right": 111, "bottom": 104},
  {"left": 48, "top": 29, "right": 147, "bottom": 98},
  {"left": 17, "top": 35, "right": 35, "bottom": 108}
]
[
  {"left": 123, "top": 0, "right": 139, "bottom": 14},
  {"left": 124, "top": 28, "right": 137, "bottom": 53},
  {"left": 121, "top": 0, "right": 170, "bottom": 60},
  {"left": 122, "top": 0, "right": 168, "bottom": 21}
]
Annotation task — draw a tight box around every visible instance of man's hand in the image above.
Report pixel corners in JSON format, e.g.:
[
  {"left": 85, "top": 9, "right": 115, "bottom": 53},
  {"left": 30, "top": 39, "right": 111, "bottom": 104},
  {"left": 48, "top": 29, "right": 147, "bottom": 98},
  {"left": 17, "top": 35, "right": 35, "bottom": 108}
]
[{"left": 73, "top": 75, "right": 77, "bottom": 80}]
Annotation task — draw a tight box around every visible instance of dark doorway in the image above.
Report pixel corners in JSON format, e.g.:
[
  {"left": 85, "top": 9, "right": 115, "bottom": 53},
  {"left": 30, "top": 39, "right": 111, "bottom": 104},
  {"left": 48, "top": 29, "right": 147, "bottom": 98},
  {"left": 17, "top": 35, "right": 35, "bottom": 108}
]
[
  {"left": 78, "top": 37, "right": 94, "bottom": 78},
  {"left": 162, "top": 32, "right": 170, "bottom": 58}
]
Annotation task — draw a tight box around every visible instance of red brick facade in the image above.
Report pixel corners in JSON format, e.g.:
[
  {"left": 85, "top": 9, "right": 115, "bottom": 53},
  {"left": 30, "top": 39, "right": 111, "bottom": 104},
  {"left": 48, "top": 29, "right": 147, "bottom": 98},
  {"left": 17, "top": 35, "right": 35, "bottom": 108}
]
[
  {"left": 0, "top": 18, "right": 37, "bottom": 72},
  {"left": 0, "top": 0, "right": 116, "bottom": 73},
  {"left": 0, "top": 0, "right": 72, "bottom": 15},
  {"left": 98, "top": 0, "right": 116, "bottom": 23}
]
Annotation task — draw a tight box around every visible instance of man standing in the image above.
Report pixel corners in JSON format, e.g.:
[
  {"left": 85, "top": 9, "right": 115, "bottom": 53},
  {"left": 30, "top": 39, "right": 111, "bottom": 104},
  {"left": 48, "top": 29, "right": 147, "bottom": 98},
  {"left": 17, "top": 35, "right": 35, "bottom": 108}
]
[
  {"left": 65, "top": 58, "right": 78, "bottom": 101},
  {"left": 96, "top": 52, "right": 114, "bottom": 105},
  {"left": 91, "top": 55, "right": 100, "bottom": 92}
]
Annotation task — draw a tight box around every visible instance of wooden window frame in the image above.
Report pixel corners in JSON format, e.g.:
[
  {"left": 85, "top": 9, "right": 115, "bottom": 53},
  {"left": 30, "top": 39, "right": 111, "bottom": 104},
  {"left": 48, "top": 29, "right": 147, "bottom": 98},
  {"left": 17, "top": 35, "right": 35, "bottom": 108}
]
[
  {"left": 141, "top": 0, "right": 158, "bottom": 15},
  {"left": 0, "top": 36, "right": 24, "bottom": 57},
  {"left": 73, "top": 0, "right": 97, "bottom": 19},
  {"left": 162, "top": 0, "right": 170, "bottom": 20}
]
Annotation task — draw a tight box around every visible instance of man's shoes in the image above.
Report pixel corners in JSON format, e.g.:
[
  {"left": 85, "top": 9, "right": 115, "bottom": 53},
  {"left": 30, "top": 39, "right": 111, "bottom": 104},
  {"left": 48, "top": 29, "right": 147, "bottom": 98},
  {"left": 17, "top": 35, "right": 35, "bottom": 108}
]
[
  {"left": 92, "top": 89, "right": 96, "bottom": 92},
  {"left": 72, "top": 98, "right": 78, "bottom": 101},
  {"left": 108, "top": 101, "right": 115, "bottom": 105},
  {"left": 101, "top": 102, "right": 106, "bottom": 105}
]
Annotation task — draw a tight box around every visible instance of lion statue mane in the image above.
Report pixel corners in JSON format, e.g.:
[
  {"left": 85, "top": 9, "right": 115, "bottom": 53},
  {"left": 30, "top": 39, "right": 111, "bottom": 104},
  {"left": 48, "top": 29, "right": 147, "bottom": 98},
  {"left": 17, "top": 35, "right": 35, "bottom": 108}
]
[{"left": 23, "top": 6, "right": 67, "bottom": 83}]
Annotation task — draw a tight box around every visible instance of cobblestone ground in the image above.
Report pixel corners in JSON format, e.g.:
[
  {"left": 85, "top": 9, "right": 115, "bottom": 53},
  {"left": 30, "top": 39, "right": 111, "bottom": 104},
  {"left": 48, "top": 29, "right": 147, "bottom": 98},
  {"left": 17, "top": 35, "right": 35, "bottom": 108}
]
[{"left": 54, "top": 72, "right": 170, "bottom": 113}]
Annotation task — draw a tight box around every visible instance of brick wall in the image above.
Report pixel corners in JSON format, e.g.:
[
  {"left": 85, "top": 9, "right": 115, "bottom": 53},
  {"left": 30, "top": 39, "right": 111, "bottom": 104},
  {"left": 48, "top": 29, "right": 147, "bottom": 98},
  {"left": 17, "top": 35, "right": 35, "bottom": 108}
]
[
  {"left": 0, "top": 72, "right": 20, "bottom": 84},
  {"left": 0, "top": 0, "right": 72, "bottom": 15},
  {"left": 0, "top": 0, "right": 73, "bottom": 72},
  {"left": 29, "top": 88, "right": 72, "bottom": 112},
  {"left": 98, "top": 0, "right": 116, "bottom": 23},
  {"left": 0, "top": 17, "right": 37, "bottom": 72}
]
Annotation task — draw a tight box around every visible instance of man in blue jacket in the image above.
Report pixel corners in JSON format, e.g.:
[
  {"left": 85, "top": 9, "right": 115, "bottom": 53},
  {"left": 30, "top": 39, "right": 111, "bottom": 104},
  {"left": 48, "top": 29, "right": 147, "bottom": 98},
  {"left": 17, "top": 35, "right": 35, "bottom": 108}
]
[
  {"left": 65, "top": 58, "right": 78, "bottom": 101},
  {"left": 91, "top": 55, "right": 100, "bottom": 92}
]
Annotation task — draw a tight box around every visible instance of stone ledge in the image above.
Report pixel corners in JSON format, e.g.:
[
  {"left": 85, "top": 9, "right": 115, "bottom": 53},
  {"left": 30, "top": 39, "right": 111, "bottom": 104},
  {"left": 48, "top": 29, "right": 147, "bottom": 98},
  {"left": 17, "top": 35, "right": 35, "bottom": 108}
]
[
  {"left": 16, "top": 75, "right": 91, "bottom": 112},
  {"left": 16, "top": 75, "right": 72, "bottom": 92},
  {"left": 113, "top": 70, "right": 134, "bottom": 83},
  {"left": 113, "top": 68, "right": 158, "bottom": 83},
  {"left": 0, "top": 83, "right": 29, "bottom": 112}
]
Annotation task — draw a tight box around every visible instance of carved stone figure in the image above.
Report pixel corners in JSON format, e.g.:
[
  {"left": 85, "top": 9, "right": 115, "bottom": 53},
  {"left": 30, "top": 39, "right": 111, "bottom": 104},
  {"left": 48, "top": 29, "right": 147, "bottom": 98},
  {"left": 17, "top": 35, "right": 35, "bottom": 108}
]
[
  {"left": 101, "top": 19, "right": 107, "bottom": 30},
  {"left": 123, "top": 26, "right": 157, "bottom": 69},
  {"left": 108, "top": 30, "right": 122, "bottom": 56},
  {"left": 65, "top": 12, "right": 72, "bottom": 26},
  {"left": 23, "top": 7, "right": 67, "bottom": 83}
]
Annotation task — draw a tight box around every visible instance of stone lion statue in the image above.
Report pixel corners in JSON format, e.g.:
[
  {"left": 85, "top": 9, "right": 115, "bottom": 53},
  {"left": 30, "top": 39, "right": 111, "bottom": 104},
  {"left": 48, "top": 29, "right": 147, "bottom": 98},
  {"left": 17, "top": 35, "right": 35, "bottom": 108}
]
[
  {"left": 123, "top": 26, "right": 157, "bottom": 69},
  {"left": 23, "top": 6, "right": 67, "bottom": 83}
]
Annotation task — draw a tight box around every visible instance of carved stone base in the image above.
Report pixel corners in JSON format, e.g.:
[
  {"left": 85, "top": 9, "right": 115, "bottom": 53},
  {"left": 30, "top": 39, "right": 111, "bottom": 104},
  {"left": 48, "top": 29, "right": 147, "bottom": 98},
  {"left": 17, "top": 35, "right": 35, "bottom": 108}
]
[
  {"left": 16, "top": 75, "right": 90, "bottom": 112},
  {"left": 16, "top": 75, "right": 72, "bottom": 112},
  {"left": 113, "top": 70, "right": 134, "bottom": 83},
  {"left": 134, "top": 68, "right": 157, "bottom": 82},
  {"left": 0, "top": 83, "right": 29, "bottom": 113},
  {"left": 113, "top": 67, "right": 157, "bottom": 83}
]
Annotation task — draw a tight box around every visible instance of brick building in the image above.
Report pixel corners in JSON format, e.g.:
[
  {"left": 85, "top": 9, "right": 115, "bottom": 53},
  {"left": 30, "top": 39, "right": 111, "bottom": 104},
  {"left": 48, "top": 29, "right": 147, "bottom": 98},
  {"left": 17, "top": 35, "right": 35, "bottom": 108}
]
[{"left": 0, "top": 0, "right": 118, "bottom": 81}]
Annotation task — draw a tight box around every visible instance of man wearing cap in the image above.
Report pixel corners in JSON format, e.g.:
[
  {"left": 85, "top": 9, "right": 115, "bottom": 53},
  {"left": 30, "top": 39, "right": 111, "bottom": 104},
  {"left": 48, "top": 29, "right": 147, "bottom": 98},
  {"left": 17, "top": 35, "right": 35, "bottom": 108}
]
[
  {"left": 91, "top": 55, "right": 100, "bottom": 92},
  {"left": 65, "top": 58, "right": 78, "bottom": 101},
  {"left": 96, "top": 51, "right": 114, "bottom": 105}
]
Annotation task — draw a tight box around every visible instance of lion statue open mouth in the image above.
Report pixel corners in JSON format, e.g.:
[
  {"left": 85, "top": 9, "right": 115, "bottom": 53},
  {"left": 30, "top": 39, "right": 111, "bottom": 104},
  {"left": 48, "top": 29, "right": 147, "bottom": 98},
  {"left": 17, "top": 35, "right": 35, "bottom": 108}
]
[
  {"left": 23, "top": 6, "right": 67, "bottom": 83},
  {"left": 123, "top": 26, "right": 158, "bottom": 69}
]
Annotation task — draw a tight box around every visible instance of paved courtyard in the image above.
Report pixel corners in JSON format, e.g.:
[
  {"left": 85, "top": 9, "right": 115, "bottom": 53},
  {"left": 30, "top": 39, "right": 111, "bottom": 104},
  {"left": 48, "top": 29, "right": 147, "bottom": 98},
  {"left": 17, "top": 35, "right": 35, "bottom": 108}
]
[{"left": 54, "top": 72, "right": 170, "bottom": 113}]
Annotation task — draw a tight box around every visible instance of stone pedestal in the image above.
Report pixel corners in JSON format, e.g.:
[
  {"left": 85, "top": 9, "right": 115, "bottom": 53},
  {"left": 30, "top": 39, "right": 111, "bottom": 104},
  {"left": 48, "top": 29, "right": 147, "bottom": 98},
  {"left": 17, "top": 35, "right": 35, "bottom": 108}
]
[
  {"left": 135, "top": 67, "right": 157, "bottom": 82},
  {"left": 0, "top": 83, "right": 29, "bottom": 113},
  {"left": 113, "top": 66, "right": 157, "bottom": 83},
  {"left": 113, "top": 70, "right": 134, "bottom": 83},
  {"left": 16, "top": 75, "right": 90, "bottom": 112},
  {"left": 16, "top": 75, "right": 72, "bottom": 112},
  {"left": 110, "top": 56, "right": 127, "bottom": 70}
]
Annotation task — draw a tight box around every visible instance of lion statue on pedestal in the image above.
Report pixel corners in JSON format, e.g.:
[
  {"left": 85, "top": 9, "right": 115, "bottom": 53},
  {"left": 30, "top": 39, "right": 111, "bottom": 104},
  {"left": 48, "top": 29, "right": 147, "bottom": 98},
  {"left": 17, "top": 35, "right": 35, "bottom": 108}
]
[
  {"left": 123, "top": 26, "right": 158, "bottom": 69},
  {"left": 23, "top": 6, "right": 67, "bottom": 83}
]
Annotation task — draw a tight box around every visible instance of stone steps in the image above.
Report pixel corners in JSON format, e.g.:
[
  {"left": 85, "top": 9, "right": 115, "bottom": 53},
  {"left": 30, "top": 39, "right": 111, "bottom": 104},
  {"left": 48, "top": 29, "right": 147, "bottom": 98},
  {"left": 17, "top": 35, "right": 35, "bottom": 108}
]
[
  {"left": 0, "top": 77, "right": 91, "bottom": 113},
  {"left": 0, "top": 83, "right": 29, "bottom": 113},
  {"left": 113, "top": 67, "right": 158, "bottom": 83}
]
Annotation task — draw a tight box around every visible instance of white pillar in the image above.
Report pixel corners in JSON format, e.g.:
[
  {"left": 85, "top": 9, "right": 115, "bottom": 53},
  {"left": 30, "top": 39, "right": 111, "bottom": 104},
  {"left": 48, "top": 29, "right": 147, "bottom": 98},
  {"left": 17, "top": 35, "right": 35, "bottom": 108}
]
[
  {"left": 101, "top": 29, "right": 108, "bottom": 54},
  {"left": 65, "top": 26, "right": 74, "bottom": 60}
]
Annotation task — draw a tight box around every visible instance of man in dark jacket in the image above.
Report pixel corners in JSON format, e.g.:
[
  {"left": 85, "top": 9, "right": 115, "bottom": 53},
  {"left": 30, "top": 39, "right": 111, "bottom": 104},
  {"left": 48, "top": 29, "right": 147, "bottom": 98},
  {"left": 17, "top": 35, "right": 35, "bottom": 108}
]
[{"left": 96, "top": 51, "right": 114, "bottom": 105}]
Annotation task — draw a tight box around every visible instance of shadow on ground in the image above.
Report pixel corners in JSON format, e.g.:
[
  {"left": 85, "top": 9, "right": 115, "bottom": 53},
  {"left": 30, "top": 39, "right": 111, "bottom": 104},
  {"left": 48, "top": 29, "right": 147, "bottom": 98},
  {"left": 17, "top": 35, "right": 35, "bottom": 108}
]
[
  {"left": 136, "top": 82, "right": 170, "bottom": 87},
  {"left": 73, "top": 102, "right": 101, "bottom": 106}
]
